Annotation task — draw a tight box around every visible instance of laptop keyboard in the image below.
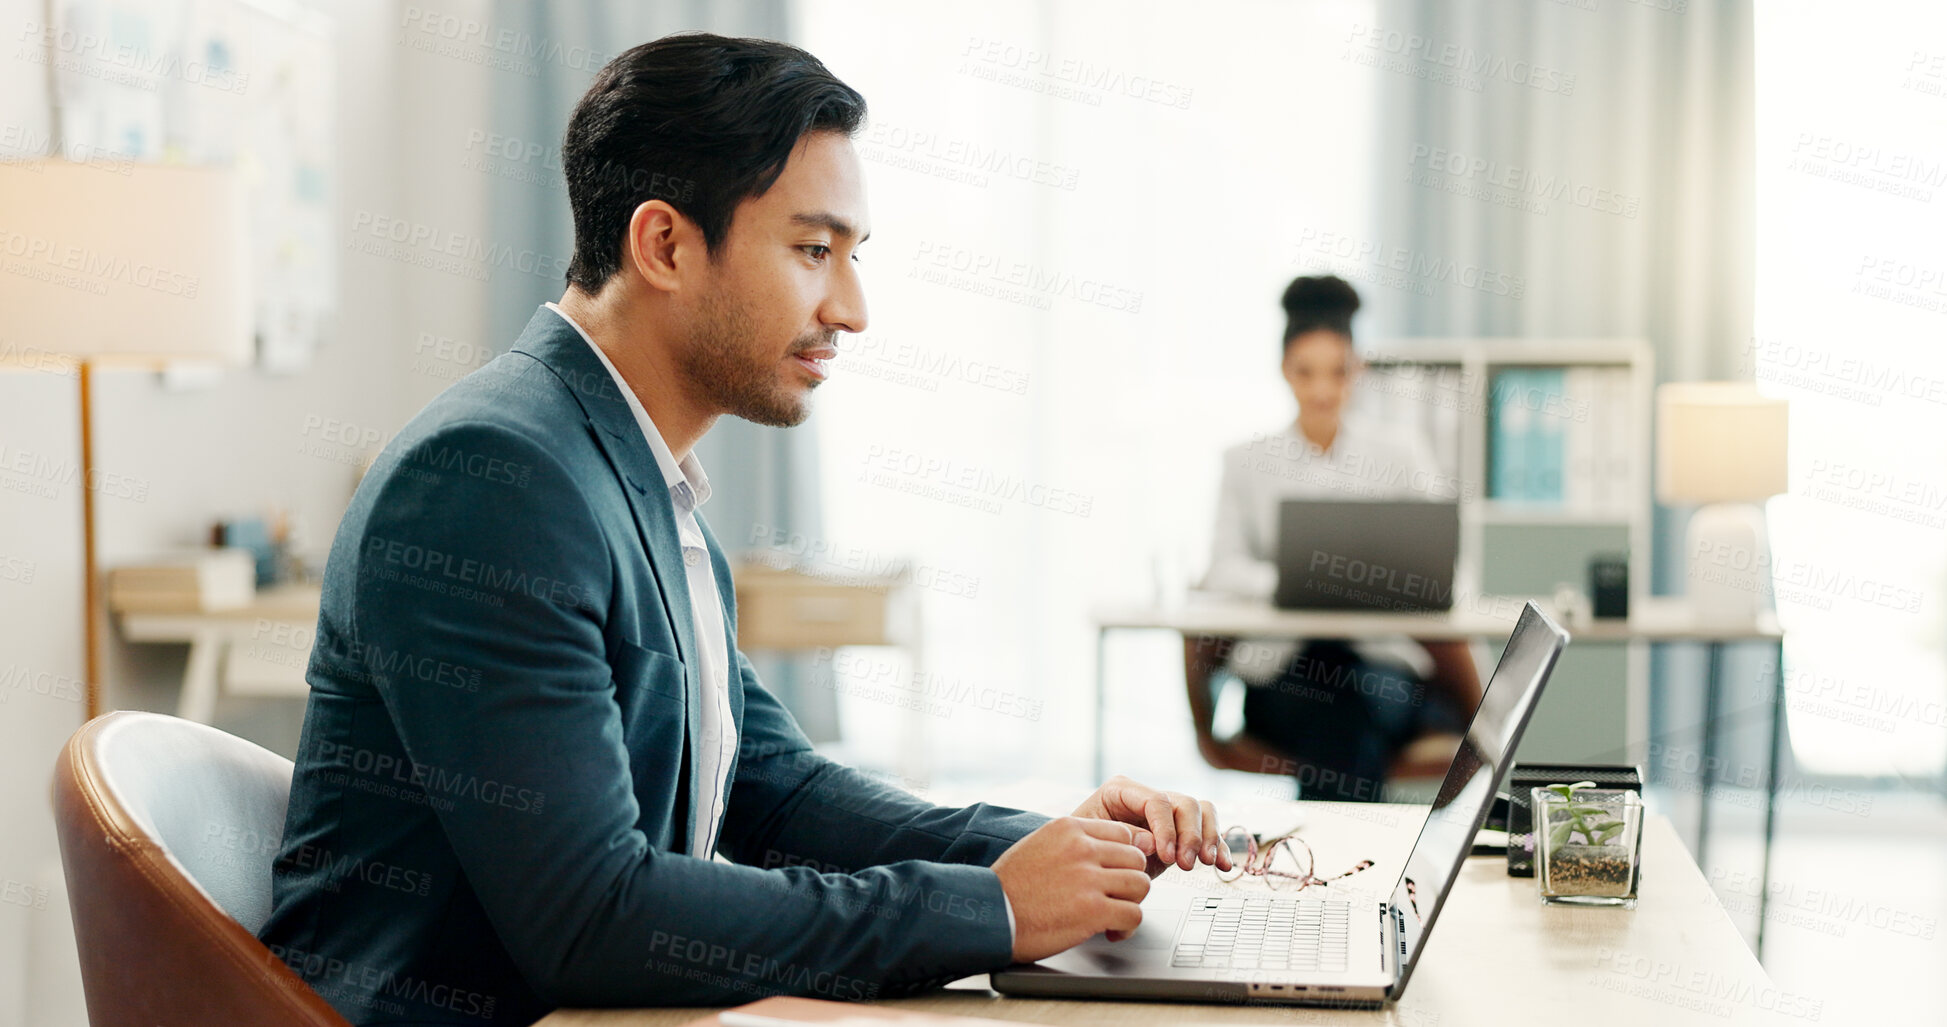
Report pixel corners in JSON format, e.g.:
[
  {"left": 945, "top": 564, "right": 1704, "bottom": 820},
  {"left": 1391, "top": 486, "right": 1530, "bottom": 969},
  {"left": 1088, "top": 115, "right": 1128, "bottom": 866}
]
[{"left": 1170, "top": 895, "right": 1353, "bottom": 972}]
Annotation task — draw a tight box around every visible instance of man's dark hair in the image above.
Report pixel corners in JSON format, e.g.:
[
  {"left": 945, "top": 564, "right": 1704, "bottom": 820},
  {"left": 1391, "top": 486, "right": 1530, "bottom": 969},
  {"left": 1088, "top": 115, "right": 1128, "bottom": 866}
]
[{"left": 561, "top": 33, "right": 867, "bottom": 291}]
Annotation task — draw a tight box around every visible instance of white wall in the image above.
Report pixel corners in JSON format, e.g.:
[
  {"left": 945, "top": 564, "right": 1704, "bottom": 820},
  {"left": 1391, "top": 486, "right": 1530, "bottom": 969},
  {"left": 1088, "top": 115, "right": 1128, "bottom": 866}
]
[{"left": 0, "top": 1, "right": 493, "bottom": 1022}]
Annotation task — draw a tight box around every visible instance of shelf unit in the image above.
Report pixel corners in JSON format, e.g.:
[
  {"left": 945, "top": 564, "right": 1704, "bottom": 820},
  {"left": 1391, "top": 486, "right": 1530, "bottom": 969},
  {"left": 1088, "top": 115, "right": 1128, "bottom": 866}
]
[{"left": 1352, "top": 338, "right": 1657, "bottom": 765}]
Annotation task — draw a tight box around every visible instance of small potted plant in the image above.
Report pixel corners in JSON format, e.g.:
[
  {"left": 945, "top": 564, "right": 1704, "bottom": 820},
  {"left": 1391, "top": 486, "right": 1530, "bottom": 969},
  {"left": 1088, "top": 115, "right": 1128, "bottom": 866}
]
[{"left": 1532, "top": 781, "right": 1642, "bottom": 907}]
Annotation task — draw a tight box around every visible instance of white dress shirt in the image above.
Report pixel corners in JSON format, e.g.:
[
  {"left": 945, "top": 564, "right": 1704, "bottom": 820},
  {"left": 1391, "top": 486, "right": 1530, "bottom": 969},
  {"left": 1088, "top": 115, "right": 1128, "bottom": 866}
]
[
  {"left": 1203, "top": 414, "right": 1443, "bottom": 683},
  {"left": 546, "top": 303, "right": 737, "bottom": 860}
]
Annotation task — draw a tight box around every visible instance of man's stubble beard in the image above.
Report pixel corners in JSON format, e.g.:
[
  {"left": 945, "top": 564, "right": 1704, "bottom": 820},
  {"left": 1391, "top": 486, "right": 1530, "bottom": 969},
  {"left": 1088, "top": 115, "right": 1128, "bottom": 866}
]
[{"left": 678, "top": 280, "right": 825, "bottom": 428}]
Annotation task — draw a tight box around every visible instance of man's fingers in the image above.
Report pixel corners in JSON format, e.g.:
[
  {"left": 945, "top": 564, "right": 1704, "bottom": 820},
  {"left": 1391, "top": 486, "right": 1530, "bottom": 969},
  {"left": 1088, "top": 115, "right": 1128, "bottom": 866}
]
[
  {"left": 1143, "top": 795, "right": 1177, "bottom": 864},
  {"left": 1096, "top": 775, "right": 1155, "bottom": 821},
  {"left": 1075, "top": 817, "right": 1151, "bottom": 871},
  {"left": 1103, "top": 897, "right": 1143, "bottom": 934},
  {"left": 1076, "top": 816, "right": 1140, "bottom": 846},
  {"left": 1168, "top": 794, "right": 1203, "bottom": 870},
  {"left": 1099, "top": 867, "right": 1151, "bottom": 903},
  {"left": 1200, "top": 799, "right": 1230, "bottom": 870},
  {"left": 1091, "top": 836, "right": 1151, "bottom": 872},
  {"left": 1077, "top": 782, "right": 1229, "bottom": 869}
]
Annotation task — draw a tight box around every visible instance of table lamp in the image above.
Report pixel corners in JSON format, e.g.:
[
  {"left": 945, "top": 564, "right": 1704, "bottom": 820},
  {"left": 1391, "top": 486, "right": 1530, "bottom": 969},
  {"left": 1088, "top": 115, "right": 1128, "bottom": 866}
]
[
  {"left": 1655, "top": 382, "right": 1789, "bottom": 624},
  {"left": 0, "top": 159, "right": 250, "bottom": 720}
]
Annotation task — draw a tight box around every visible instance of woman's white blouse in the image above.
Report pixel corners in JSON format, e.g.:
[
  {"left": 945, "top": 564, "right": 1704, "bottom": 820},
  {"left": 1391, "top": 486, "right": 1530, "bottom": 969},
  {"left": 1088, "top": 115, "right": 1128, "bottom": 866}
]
[{"left": 1202, "top": 415, "right": 1445, "bottom": 684}]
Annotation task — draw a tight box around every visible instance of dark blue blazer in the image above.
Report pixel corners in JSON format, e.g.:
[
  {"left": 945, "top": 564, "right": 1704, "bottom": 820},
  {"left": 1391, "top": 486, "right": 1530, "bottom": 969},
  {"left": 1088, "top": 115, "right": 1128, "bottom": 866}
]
[{"left": 259, "top": 306, "right": 1046, "bottom": 1026}]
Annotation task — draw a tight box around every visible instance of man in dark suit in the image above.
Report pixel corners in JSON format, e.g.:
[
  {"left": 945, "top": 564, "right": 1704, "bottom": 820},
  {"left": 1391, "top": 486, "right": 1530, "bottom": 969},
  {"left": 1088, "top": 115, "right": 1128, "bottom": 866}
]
[{"left": 259, "top": 33, "right": 1229, "bottom": 1026}]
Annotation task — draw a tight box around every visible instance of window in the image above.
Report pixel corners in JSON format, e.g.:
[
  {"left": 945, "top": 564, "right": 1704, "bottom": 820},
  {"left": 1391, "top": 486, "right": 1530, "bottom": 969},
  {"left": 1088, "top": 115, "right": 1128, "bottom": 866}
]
[
  {"left": 1753, "top": 2, "right": 1947, "bottom": 781},
  {"left": 795, "top": 0, "right": 1379, "bottom": 785}
]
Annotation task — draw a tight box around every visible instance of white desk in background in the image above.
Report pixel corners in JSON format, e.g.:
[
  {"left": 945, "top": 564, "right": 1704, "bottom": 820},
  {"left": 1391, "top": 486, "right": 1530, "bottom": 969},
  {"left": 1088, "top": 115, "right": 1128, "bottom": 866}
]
[
  {"left": 1090, "top": 595, "right": 1787, "bottom": 950},
  {"left": 115, "top": 583, "right": 322, "bottom": 723}
]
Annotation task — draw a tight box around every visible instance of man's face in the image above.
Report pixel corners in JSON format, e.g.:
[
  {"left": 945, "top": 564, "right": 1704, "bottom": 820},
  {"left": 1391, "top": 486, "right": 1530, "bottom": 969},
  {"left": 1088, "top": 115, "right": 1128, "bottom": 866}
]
[{"left": 679, "top": 130, "right": 870, "bottom": 427}]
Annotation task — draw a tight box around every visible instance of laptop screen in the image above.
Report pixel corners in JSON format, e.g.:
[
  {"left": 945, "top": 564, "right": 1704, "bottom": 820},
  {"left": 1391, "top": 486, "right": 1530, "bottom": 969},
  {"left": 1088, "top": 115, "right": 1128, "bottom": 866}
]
[
  {"left": 1387, "top": 602, "right": 1567, "bottom": 995},
  {"left": 1273, "top": 500, "right": 1460, "bottom": 612}
]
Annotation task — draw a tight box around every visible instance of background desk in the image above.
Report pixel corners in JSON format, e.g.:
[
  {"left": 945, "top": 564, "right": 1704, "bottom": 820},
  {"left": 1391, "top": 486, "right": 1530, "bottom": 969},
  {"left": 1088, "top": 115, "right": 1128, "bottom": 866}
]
[
  {"left": 1090, "top": 597, "right": 1786, "bottom": 950},
  {"left": 116, "top": 583, "right": 322, "bottom": 723},
  {"left": 540, "top": 793, "right": 1791, "bottom": 1026}
]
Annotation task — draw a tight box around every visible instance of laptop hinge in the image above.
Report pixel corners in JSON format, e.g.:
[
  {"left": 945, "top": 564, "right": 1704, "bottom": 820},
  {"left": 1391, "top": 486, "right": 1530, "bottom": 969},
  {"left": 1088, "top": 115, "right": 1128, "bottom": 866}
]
[{"left": 1386, "top": 904, "right": 1407, "bottom": 995}]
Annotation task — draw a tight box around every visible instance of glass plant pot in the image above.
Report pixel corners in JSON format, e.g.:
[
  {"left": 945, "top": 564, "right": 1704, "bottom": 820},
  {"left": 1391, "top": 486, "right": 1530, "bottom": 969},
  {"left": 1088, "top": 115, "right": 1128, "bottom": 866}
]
[{"left": 1532, "top": 787, "right": 1642, "bottom": 908}]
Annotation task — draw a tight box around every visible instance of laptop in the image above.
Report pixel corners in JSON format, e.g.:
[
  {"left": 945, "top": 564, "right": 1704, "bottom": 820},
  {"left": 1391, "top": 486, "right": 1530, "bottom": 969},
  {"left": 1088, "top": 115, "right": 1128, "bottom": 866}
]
[
  {"left": 991, "top": 602, "right": 1567, "bottom": 1008},
  {"left": 1272, "top": 500, "right": 1460, "bottom": 612}
]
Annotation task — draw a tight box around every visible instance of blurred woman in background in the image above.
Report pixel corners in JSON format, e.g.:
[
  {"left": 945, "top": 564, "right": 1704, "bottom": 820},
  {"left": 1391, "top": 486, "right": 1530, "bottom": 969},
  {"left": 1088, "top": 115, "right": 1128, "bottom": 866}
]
[{"left": 1188, "top": 275, "right": 1483, "bottom": 801}]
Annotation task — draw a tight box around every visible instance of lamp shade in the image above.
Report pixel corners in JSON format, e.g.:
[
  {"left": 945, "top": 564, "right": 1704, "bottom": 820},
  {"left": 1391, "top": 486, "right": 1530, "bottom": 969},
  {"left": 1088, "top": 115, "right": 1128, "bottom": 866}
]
[
  {"left": 1656, "top": 382, "right": 1789, "bottom": 504},
  {"left": 0, "top": 159, "right": 248, "bottom": 365}
]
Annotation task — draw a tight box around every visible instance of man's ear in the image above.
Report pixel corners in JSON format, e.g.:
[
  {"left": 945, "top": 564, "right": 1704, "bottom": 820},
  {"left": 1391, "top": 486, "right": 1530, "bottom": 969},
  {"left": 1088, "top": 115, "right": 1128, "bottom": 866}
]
[{"left": 625, "top": 199, "right": 693, "bottom": 293}]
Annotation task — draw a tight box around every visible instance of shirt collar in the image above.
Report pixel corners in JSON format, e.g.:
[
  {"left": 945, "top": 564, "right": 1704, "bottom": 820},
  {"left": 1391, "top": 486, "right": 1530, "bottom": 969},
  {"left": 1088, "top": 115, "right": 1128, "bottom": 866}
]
[
  {"left": 1286, "top": 413, "right": 1364, "bottom": 460},
  {"left": 543, "top": 302, "right": 712, "bottom": 509}
]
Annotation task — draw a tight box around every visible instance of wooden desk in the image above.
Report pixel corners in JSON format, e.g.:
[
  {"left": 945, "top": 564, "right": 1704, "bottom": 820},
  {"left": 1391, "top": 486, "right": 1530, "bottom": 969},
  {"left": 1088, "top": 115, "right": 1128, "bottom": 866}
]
[
  {"left": 541, "top": 798, "right": 1793, "bottom": 1026},
  {"left": 116, "top": 583, "right": 322, "bottom": 722}
]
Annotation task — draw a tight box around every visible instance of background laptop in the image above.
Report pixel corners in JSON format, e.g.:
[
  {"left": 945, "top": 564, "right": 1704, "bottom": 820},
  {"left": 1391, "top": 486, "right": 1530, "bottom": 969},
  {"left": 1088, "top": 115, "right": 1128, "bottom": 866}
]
[
  {"left": 1273, "top": 500, "right": 1461, "bottom": 612},
  {"left": 991, "top": 602, "right": 1567, "bottom": 1008}
]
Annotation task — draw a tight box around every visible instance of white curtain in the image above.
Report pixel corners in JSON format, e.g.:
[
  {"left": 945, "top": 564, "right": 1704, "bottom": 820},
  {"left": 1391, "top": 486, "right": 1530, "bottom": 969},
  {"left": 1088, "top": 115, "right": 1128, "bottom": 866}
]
[
  {"left": 1363, "top": 0, "right": 1768, "bottom": 841},
  {"left": 482, "top": 0, "right": 844, "bottom": 736},
  {"left": 794, "top": 0, "right": 1381, "bottom": 788}
]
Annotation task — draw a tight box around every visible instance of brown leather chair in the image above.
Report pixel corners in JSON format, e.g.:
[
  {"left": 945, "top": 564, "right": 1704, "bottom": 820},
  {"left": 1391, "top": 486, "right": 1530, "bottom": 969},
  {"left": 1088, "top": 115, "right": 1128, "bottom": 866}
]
[{"left": 53, "top": 710, "right": 350, "bottom": 1026}]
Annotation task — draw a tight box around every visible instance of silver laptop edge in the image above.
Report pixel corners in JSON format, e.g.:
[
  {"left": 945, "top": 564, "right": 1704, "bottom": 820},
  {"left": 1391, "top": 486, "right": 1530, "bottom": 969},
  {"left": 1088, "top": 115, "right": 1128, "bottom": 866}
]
[{"left": 992, "top": 602, "right": 1568, "bottom": 1007}]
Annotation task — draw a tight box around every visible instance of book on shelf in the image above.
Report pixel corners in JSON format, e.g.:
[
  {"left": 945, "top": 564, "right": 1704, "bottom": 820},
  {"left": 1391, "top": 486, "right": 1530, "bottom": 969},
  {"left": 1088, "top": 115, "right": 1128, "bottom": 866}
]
[
  {"left": 1351, "top": 361, "right": 1468, "bottom": 486},
  {"left": 1489, "top": 365, "right": 1634, "bottom": 515}
]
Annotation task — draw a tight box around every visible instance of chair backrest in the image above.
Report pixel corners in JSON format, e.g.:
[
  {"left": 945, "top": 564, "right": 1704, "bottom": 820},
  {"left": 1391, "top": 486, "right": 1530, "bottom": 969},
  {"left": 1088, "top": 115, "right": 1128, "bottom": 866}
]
[{"left": 53, "top": 711, "right": 350, "bottom": 1027}]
